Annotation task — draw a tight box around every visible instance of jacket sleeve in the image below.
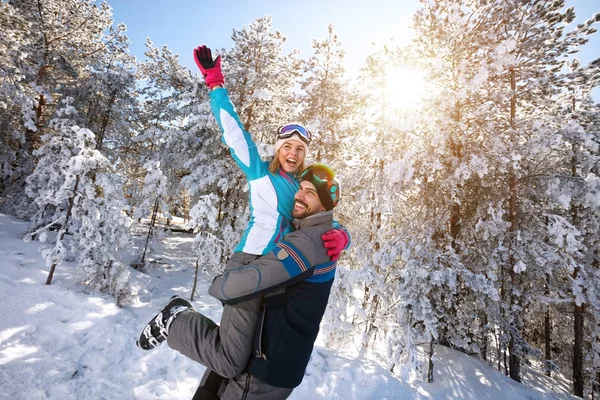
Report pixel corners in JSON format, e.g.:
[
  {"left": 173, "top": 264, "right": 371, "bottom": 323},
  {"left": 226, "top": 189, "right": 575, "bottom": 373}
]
[
  {"left": 208, "top": 231, "right": 322, "bottom": 304},
  {"left": 209, "top": 88, "right": 266, "bottom": 180}
]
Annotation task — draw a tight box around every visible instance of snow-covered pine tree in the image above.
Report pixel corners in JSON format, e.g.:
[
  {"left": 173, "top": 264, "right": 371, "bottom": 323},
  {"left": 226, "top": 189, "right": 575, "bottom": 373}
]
[
  {"left": 571, "top": 96, "right": 600, "bottom": 398},
  {"left": 0, "top": 2, "right": 31, "bottom": 200},
  {"left": 132, "top": 159, "right": 170, "bottom": 270},
  {"left": 133, "top": 39, "right": 198, "bottom": 215},
  {"left": 70, "top": 22, "right": 139, "bottom": 158},
  {"left": 299, "top": 23, "right": 361, "bottom": 166},
  {"left": 548, "top": 51, "right": 600, "bottom": 395},
  {"left": 25, "top": 99, "right": 81, "bottom": 235},
  {"left": 1, "top": 0, "right": 116, "bottom": 216},
  {"left": 400, "top": 0, "right": 600, "bottom": 390},
  {"left": 189, "top": 195, "right": 222, "bottom": 300},
  {"left": 25, "top": 98, "right": 132, "bottom": 305},
  {"left": 483, "top": 3, "right": 599, "bottom": 390},
  {"left": 131, "top": 40, "right": 211, "bottom": 268},
  {"left": 317, "top": 40, "right": 435, "bottom": 371},
  {"left": 333, "top": 43, "right": 390, "bottom": 352},
  {"left": 221, "top": 16, "right": 303, "bottom": 140}
]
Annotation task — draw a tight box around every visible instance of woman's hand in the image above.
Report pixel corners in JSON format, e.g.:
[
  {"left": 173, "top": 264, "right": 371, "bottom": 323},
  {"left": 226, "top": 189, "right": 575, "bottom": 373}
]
[
  {"left": 322, "top": 229, "right": 349, "bottom": 262},
  {"left": 193, "top": 45, "right": 225, "bottom": 89}
]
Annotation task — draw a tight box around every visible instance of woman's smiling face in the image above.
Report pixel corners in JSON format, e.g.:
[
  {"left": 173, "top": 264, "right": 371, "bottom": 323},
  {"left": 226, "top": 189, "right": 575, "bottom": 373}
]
[{"left": 277, "top": 139, "right": 306, "bottom": 173}]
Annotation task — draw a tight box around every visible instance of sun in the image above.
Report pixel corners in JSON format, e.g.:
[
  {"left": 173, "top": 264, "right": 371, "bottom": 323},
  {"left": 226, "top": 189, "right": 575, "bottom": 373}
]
[{"left": 383, "top": 67, "right": 427, "bottom": 110}]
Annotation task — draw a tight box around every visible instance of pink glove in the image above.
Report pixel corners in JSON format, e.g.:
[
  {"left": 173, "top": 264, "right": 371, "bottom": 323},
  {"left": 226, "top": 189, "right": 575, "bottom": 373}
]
[
  {"left": 322, "top": 229, "right": 349, "bottom": 262},
  {"left": 193, "top": 45, "right": 224, "bottom": 89}
]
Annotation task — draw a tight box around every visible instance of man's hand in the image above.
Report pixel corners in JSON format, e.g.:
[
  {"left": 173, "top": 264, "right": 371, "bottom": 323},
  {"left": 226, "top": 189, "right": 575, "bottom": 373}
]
[{"left": 193, "top": 45, "right": 224, "bottom": 89}]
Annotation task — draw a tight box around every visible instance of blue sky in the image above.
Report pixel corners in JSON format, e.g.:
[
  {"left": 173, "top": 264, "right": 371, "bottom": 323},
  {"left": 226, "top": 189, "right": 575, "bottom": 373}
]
[{"left": 108, "top": 0, "right": 599, "bottom": 101}]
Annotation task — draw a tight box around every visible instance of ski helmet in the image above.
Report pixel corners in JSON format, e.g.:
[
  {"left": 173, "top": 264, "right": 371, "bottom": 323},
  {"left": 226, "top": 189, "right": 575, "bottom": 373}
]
[{"left": 300, "top": 163, "right": 340, "bottom": 211}]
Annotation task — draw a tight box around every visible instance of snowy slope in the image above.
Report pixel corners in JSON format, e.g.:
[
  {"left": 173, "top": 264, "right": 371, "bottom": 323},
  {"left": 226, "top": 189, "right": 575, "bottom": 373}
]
[{"left": 0, "top": 213, "right": 576, "bottom": 399}]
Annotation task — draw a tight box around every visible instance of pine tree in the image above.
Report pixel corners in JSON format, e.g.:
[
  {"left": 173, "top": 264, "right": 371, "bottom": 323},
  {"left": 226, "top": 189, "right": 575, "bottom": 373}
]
[
  {"left": 1, "top": 0, "right": 128, "bottom": 217},
  {"left": 299, "top": 23, "right": 361, "bottom": 165},
  {"left": 221, "top": 16, "right": 303, "bottom": 140},
  {"left": 0, "top": 2, "right": 31, "bottom": 198},
  {"left": 131, "top": 39, "right": 209, "bottom": 267},
  {"left": 72, "top": 23, "right": 138, "bottom": 157},
  {"left": 326, "top": 1, "right": 600, "bottom": 389},
  {"left": 25, "top": 98, "right": 131, "bottom": 305}
]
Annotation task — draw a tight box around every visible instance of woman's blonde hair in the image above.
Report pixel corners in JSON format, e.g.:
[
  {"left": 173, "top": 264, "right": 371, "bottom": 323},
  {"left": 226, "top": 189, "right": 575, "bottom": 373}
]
[{"left": 268, "top": 149, "right": 307, "bottom": 175}]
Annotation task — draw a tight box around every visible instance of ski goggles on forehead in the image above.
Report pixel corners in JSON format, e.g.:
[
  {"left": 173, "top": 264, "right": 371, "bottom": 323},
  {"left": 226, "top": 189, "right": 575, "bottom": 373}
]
[
  {"left": 277, "top": 124, "right": 312, "bottom": 145},
  {"left": 300, "top": 163, "right": 335, "bottom": 185},
  {"left": 300, "top": 163, "right": 339, "bottom": 210}
]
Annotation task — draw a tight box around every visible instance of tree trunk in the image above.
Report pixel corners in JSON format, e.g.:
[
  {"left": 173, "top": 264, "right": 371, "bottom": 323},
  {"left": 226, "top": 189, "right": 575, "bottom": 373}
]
[
  {"left": 570, "top": 137, "right": 584, "bottom": 397},
  {"left": 138, "top": 196, "right": 160, "bottom": 268},
  {"left": 545, "top": 289, "right": 552, "bottom": 377},
  {"left": 449, "top": 100, "right": 462, "bottom": 251},
  {"left": 95, "top": 90, "right": 117, "bottom": 151},
  {"left": 364, "top": 157, "right": 384, "bottom": 346},
  {"left": 508, "top": 166, "right": 521, "bottom": 382},
  {"left": 366, "top": 294, "right": 380, "bottom": 339},
  {"left": 508, "top": 67, "right": 521, "bottom": 382},
  {"left": 450, "top": 203, "right": 460, "bottom": 248},
  {"left": 508, "top": 335, "right": 521, "bottom": 382},
  {"left": 191, "top": 258, "right": 200, "bottom": 301},
  {"left": 595, "top": 313, "right": 600, "bottom": 399},
  {"left": 46, "top": 176, "right": 80, "bottom": 284},
  {"left": 428, "top": 338, "right": 435, "bottom": 383},
  {"left": 481, "top": 312, "right": 488, "bottom": 362},
  {"left": 573, "top": 302, "right": 584, "bottom": 397},
  {"left": 369, "top": 159, "right": 384, "bottom": 251},
  {"left": 503, "top": 346, "right": 508, "bottom": 376}
]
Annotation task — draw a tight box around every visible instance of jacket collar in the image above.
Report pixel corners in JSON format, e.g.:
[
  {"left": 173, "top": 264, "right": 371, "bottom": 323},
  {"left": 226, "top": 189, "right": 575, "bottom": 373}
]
[
  {"left": 276, "top": 167, "right": 300, "bottom": 183},
  {"left": 292, "top": 210, "right": 334, "bottom": 230}
]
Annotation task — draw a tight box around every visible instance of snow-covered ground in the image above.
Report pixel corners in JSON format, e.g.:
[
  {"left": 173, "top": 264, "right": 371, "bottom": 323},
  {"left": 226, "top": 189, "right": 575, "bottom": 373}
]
[{"left": 0, "top": 213, "right": 577, "bottom": 399}]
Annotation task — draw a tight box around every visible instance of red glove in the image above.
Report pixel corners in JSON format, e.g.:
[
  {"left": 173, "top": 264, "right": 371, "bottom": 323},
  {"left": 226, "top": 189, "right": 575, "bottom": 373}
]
[
  {"left": 322, "top": 229, "right": 349, "bottom": 262},
  {"left": 193, "top": 45, "right": 224, "bottom": 89}
]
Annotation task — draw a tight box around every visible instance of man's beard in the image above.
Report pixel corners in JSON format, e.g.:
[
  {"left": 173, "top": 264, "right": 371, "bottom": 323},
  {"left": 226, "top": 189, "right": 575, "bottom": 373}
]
[{"left": 292, "top": 201, "right": 309, "bottom": 219}]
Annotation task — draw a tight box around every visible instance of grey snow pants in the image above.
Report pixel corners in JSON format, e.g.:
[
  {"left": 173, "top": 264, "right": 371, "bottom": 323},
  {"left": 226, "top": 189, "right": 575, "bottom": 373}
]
[
  {"left": 166, "top": 252, "right": 294, "bottom": 399},
  {"left": 167, "top": 252, "right": 261, "bottom": 379},
  {"left": 202, "top": 371, "right": 293, "bottom": 400}
]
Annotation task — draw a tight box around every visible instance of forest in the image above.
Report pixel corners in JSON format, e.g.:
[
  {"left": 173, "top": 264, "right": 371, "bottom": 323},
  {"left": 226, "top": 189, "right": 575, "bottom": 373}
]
[{"left": 1, "top": 0, "right": 599, "bottom": 398}]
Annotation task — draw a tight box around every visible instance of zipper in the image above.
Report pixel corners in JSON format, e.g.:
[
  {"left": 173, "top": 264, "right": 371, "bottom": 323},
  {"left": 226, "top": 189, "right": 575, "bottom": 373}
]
[
  {"left": 254, "top": 304, "right": 266, "bottom": 359},
  {"left": 241, "top": 374, "right": 252, "bottom": 400}
]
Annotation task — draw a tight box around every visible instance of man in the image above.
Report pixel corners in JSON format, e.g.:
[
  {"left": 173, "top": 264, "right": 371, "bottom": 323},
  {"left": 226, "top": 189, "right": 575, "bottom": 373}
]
[{"left": 137, "top": 163, "right": 345, "bottom": 399}]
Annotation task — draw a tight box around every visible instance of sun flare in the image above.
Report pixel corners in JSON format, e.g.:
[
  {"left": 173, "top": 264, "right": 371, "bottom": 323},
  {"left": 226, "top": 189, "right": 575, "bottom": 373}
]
[{"left": 383, "top": 67, "right": 427, "bottom": 110}]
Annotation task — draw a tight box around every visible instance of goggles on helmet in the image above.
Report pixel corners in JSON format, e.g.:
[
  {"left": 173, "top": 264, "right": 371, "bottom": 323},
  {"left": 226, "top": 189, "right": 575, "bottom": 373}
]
[
  {"left": 277, "top": 123, "right": 312, "bottom": 145},
  {"left": 300, "top": 163, "right": 339, "bottom": 210}
]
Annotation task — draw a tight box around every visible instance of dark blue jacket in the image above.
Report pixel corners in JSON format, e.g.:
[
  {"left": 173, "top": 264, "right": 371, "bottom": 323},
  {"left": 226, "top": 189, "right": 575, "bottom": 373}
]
[{"left": 248, "top": 276, "right": 334, "bottom": 388}]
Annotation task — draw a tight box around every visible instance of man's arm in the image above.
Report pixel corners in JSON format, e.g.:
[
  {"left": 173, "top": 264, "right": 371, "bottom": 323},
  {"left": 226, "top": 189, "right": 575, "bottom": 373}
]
[{"left": 208, "top": 232, "right": 321, "bottom": 304}]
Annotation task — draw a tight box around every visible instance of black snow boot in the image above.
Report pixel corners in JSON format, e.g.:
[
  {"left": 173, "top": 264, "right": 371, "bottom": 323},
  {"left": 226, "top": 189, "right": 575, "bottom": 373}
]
[{"left": 137, "top": 295, "right": 193, "bottom": 350}]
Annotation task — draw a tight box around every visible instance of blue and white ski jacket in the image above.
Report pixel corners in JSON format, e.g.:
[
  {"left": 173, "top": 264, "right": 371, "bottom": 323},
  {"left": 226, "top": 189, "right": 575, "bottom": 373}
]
[{"left": 210, "top": 88, "right": 298, "bottom": 256}]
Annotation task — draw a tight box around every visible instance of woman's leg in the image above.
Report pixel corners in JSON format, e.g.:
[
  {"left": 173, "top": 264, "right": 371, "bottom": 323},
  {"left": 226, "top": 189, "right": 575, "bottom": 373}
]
[
  {"left": 167, "top": 298, "right": 262, "bottom": 377},
  {"left": 219, "top": 372, "right": 293, "bottom": 400},
  {"left": 166, "top": 252, "right": 262, "bottom": 378}
]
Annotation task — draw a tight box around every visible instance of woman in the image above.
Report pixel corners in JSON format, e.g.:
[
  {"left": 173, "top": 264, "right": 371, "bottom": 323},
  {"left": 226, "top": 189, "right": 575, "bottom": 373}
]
[{"left": 137, "top": 46, "right": 349, "bottom": 399}]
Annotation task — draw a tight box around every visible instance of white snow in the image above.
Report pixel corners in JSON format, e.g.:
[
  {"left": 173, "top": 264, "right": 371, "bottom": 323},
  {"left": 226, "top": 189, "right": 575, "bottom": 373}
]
[{"left": 0, "top": 213, "right": 577, "bottom": 399}]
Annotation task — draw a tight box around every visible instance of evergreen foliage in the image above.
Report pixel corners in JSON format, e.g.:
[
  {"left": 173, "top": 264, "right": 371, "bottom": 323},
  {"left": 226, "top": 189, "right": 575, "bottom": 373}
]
[{"left": 0, "top": 0, "right": 599, "bottom": 395}]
